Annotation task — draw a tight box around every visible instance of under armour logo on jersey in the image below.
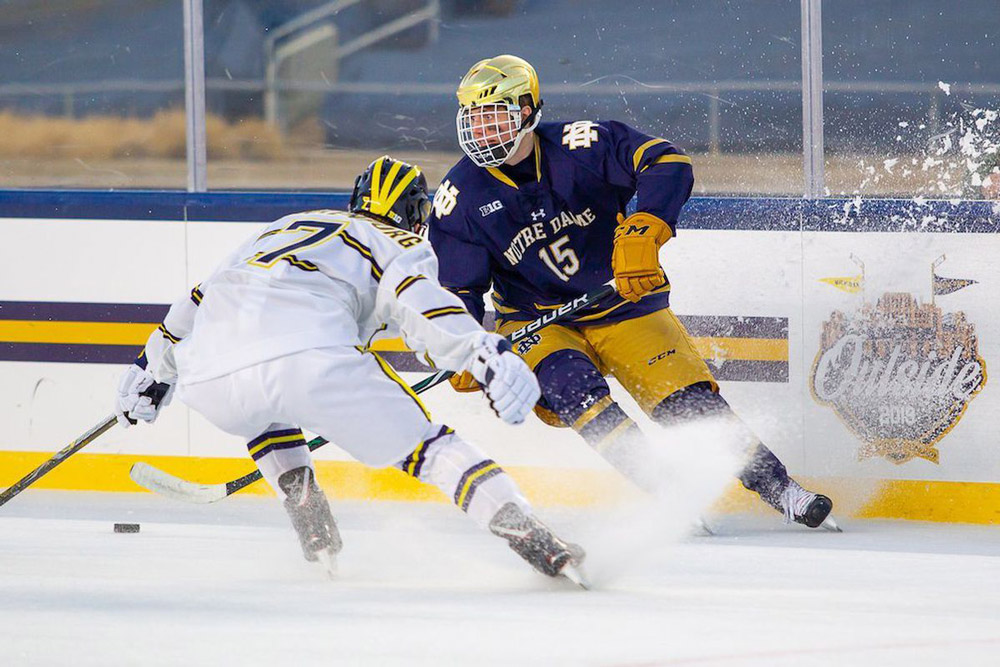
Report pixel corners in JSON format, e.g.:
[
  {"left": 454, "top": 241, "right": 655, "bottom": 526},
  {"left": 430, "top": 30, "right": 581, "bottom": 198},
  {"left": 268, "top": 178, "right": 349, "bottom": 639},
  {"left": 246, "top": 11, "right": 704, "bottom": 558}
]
[
  {"left": 530, "top": 208, "right": 546, "bottom": 221},
  {"left": 433, "top": 180, "right": 460, "bottom": 218},
  {"left": 562, "top": 120, "right": 599, "bottom": 150}
]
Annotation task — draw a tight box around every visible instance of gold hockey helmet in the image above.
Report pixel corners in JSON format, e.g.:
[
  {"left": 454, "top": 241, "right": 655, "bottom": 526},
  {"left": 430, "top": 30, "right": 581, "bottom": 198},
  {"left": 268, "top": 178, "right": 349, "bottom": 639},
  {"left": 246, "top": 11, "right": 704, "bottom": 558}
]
[{"left": 455, "top": 55, "right": 543, "bottom": 167}]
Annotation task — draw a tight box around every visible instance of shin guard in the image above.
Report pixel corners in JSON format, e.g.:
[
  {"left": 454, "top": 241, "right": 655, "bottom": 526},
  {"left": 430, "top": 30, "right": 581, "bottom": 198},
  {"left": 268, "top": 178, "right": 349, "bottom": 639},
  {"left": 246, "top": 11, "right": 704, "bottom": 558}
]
[{"left": 396, "top": 424, "right": 530, "bottom": 527}]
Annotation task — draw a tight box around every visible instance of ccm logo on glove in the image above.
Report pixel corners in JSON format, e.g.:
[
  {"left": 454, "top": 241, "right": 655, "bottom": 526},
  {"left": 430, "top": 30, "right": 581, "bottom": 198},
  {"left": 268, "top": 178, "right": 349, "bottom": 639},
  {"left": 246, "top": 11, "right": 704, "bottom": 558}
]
[{"left": 612, "top": 211, "right": 673, "bottom": 303}]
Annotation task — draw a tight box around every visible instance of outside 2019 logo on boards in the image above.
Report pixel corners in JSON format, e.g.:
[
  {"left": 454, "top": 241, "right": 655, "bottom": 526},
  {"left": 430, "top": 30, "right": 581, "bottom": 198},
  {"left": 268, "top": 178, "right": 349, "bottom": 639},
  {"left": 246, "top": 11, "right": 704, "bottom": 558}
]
[{"left": 810, "top": 257, "right": 986, "bottom": 464}]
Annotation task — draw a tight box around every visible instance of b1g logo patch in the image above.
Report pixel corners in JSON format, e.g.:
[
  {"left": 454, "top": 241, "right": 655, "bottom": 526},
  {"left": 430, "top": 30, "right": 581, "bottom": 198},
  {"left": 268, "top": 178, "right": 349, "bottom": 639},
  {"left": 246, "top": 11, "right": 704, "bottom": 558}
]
[
  {"left": 811, "top": 269, "right": 985, "bottom": 464},
  {"left": 479, "top": 200, "right": 503, "bottom": 217}
]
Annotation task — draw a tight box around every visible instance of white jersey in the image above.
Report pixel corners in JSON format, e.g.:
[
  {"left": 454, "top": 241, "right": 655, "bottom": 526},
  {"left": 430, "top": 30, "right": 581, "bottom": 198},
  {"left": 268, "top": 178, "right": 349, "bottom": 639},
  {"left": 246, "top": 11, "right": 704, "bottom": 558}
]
[{"left": 144, "top": 209, "right": 484, "bottom": 385}]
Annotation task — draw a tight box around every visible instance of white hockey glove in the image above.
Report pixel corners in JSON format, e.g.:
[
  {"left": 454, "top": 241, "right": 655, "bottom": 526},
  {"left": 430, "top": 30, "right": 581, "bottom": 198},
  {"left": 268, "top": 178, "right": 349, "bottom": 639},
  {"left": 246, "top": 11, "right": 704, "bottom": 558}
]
[
  {"left": 468, "top": 335, "right": 541, "bottom": 425},
  {"left": 115, "top": 363, "right": 174, "bottom": 428}
]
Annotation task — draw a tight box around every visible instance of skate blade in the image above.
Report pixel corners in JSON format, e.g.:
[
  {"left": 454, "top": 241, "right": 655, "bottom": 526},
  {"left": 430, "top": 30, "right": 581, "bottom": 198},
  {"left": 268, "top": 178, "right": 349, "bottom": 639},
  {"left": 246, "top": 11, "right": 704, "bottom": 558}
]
[
  {"left": 315, "top": 549, "right": 338, "bottom": 579},
  {"left": 692, "top": 517, "right": 715, "bottom": 536},
  {"left": 821, "top": 514, "right": 843, "bottom": 532},
  {"left": 559, "top": 563, "right": 590, "bottom": 590}
]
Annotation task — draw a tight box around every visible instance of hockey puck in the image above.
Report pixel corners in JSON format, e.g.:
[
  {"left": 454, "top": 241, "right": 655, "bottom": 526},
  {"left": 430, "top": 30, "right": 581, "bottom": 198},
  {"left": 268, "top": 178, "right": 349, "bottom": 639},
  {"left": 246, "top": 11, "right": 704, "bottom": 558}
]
[{"left": 113, "top": 523, "right": 140, "bottom": 534}]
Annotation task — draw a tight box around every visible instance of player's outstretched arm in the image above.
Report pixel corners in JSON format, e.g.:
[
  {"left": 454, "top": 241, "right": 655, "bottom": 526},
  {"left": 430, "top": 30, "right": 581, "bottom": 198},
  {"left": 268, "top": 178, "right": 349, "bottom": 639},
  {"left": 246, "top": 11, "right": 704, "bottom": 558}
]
[{"left": 113, "top": 288, "right": 198, "bottom": 427}]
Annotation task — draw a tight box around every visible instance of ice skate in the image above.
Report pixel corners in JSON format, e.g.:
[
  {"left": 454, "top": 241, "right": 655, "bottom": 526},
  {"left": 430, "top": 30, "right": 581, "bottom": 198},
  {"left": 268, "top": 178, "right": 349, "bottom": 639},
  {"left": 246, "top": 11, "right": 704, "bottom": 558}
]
[
  {"left": 779, "top": 480, "right": 835, "bottom": 529},
  {"left": 279, "top": 467, "right": 343, "bottom": 573},
  {"left": 489, "top": 502, "right": 588, "bottom": 588}
]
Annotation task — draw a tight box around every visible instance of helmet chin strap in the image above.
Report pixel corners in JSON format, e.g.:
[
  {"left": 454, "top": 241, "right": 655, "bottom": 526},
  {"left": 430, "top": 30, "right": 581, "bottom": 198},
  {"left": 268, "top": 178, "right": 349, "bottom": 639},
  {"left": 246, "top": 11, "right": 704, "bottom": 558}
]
[{"left": 503, "top": 108, "right": 542, "bottom": 165}]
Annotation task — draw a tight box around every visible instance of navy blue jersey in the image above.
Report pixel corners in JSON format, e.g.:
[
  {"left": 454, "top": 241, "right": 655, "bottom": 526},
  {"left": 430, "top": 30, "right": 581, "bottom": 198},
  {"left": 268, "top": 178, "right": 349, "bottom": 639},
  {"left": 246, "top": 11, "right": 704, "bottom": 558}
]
[{"left": 428, "top": 120, "right": 694, "bottom": 326}]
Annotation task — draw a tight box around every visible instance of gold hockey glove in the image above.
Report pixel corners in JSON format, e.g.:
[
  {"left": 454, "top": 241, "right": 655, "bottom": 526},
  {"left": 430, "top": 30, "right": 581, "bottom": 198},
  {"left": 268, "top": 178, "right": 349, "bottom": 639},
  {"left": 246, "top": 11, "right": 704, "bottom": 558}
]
[
  {"left": 612, "top": 211, "right": 672, "bottom": 302},
  {"left": 449, "top": 370, "right": 481, "bottom": 393}
]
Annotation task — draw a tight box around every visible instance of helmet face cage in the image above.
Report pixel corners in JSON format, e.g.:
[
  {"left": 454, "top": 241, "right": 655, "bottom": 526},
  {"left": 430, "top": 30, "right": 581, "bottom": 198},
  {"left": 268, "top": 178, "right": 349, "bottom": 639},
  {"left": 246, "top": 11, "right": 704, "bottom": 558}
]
[{"left": 456, "top": 102, "right": 525, "bottom": 168}]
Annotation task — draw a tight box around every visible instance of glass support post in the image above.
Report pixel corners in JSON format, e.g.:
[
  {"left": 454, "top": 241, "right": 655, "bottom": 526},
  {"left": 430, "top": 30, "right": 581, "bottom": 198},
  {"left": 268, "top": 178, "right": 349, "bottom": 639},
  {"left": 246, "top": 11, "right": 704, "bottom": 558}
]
[
  {"left": 184, "top": 0, "right": 208, "bottom": 192},
  {"left": 801, "top": 0, "right": 824, "bottom": 198}
]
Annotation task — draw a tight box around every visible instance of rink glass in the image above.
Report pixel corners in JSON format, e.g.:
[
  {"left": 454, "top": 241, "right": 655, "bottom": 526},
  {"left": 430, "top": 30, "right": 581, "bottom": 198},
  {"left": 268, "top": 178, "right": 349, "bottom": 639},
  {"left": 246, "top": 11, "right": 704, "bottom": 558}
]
[
  {"left": 0, "top": 0, "right": 187, "bottom": 189},
  {"left": 2, "top": 1, "right": 996, "bottom": 197}
]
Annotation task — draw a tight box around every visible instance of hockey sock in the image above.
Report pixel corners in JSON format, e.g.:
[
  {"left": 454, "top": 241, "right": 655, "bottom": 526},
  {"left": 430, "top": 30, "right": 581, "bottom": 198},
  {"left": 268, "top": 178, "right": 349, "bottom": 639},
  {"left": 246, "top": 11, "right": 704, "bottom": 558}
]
[
  {"left": 556, "top": 392, "right": 662, "bottom": 492},
  {"left": 396, "top": 424, "right": 531, "bottom": 527},
  {"left": 738, "top": 443, "right": 791, "bottom": 510},
  {"left": 246, "top": 424, "right": 314, "bottom": 500},
  {"left": 535, "top": 352, "right": 665, "bottom": 491},
  {"left": 652, "top": 383, "right": 791, "bottom": 505}
]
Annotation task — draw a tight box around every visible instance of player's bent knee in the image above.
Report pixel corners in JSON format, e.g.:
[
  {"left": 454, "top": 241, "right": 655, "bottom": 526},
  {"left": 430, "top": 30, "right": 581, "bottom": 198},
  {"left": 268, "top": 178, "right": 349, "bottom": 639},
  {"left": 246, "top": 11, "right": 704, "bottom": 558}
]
[
  {"left": 534, "top": 350, "right": 612, "bottom": 427},
  {"left": 394, "top": 424, "right": 529, "bottom": 527},
  {"left": 651, "top": 381, "right": 732, "bottom": 427}
]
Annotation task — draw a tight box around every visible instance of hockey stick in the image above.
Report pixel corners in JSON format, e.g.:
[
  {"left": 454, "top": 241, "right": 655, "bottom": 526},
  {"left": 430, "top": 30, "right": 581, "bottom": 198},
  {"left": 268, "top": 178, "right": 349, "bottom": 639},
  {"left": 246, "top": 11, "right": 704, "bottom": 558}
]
[
  {"left": 131, "top": 281, "right": 618, "bottom": 503},
  {"left": 409, "top": 280, "right": 616, "bottom": 394},
  {"left": 130, "top": 436, "right": 331, "bottom": 504},
  {"left": 0, "top": 414, "right": 118, "bottom": 508}
]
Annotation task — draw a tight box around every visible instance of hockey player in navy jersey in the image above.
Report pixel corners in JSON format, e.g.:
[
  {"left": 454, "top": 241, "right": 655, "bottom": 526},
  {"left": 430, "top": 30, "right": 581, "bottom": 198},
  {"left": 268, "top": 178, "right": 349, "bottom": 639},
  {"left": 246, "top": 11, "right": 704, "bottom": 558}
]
[{"left": 428, "top": 55, "right": 835, "bottom": 529}]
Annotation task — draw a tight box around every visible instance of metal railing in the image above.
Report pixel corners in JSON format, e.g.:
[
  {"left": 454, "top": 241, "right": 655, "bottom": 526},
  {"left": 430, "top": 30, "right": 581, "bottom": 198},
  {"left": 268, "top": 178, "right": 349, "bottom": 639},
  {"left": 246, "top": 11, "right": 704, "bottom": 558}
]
[{"left": 262, "top": 0, "right": 439, "bottom": 129}]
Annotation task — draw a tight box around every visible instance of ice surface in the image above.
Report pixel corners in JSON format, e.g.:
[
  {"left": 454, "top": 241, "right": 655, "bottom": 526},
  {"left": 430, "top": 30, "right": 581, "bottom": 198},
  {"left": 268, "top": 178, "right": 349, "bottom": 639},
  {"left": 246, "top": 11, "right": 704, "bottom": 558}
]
[{"left": 2, "top": 492, "right": 999, "bottom": 666}]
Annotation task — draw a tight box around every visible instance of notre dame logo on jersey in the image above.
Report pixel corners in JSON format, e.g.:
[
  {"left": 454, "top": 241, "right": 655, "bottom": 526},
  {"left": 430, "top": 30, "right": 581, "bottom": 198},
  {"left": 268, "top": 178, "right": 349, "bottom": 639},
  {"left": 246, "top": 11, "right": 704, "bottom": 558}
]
[
  {"left": 433, "top": 180, "right": 460, "bottom": 218},
  {"left": 562, "top": 121, "right": 599, "bottom": 150},
  {"left": 516, "top": 334, "right": 542, "bottom": 355}
]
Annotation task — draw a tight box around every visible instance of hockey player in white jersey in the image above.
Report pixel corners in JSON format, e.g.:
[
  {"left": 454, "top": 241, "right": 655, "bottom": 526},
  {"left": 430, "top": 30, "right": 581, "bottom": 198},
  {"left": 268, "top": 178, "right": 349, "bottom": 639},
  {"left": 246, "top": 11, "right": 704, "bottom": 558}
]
[{"left": 114, "top": 156, "right": 585, "bottom": 584}]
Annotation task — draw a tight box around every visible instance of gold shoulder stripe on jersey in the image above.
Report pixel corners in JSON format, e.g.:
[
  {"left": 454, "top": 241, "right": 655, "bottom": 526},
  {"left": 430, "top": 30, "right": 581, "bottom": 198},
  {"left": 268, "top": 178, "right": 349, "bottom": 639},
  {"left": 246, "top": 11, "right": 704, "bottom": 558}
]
[
  {"left": 421, "top": 306, "right": 468, "bottom": 320},
  {"left": 640, "top": 153, "right": 693, "bottom": 173},
  {"left": 395, "top": 275, "right": 427, "bottom": 297},
  {"left": 632, "top": 138, "right": 668, "bottom": 171}
]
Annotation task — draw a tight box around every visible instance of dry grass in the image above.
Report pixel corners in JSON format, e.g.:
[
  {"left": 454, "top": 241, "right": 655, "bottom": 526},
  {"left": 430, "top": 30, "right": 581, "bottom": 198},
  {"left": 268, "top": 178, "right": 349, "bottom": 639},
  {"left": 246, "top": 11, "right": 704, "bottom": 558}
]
[
  {"left": 0, "top": 150, "right": 981, "bottom": 196},
  {"left": 0, "top": 111, "right": 284, "bottom": 161},
  {"left": 0, "top": 113, "right": 987, "bottom": 197}
]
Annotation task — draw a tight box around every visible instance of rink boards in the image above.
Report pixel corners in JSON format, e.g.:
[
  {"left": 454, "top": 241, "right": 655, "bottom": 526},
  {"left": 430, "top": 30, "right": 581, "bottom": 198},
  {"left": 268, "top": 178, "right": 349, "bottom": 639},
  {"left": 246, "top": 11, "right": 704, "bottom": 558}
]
[{"left": 2, "top": 191, "right": 999, "bottom": 523}]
